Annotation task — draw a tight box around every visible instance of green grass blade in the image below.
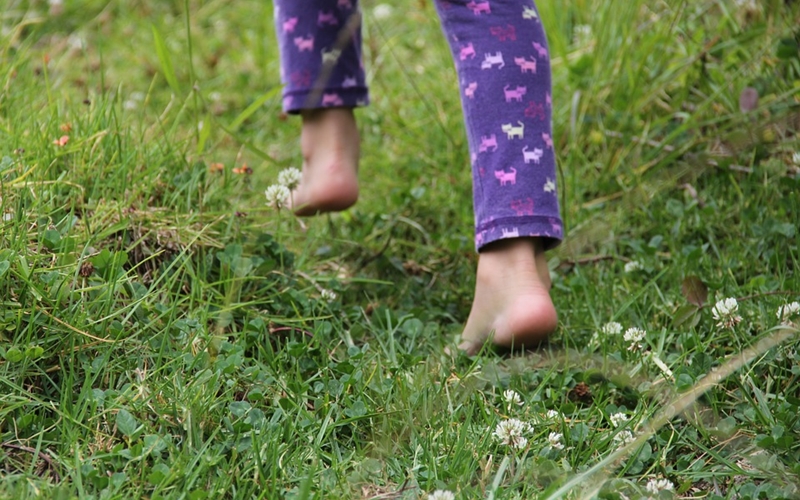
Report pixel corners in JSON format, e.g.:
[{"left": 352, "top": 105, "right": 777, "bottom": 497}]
[
  {"left": 228, "top": 87, "right": 282, "bottom": 131},
  {"left": 151, "top": 24, "right": 181, "bottom": 95}
]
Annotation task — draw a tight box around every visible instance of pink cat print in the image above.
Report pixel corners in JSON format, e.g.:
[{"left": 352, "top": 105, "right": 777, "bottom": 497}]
[
  {"left": 467, "top": 1, "right": 491, "bottom": 15},
  {"left": 479, "top": 134, "right": 498, "bottom": 152},
  {"left": 494, "top": 167, "right": 517, "bottom": 186},
  {"left": 321, "top": 93, "right": 344, "bottom": 106},
  {"left": 460, "top": 42, "right": 476, "bottom": 61},
  {"left": 532, "top": 42, "right": 549, "bottom": 59},
  {"left": 542, "top": 133, "right": 553, "bottom": 149},
  {"left": 503, "top": 85, "right": 527, "bottom": 102},
  {"left": 294, "top": 36, "right": 314, "bottom": 52},
  {"left": 514, "top": 56, "right": 537, "bottom": 74},
  {"left": 465, "top": 82, "right": 478, "bottom": 99},
  {"left": 317, "top": 11, "right": 339, "bottom": 26},
  {"left": 283, "top": 17, "right": 298, "bottom": 34}
]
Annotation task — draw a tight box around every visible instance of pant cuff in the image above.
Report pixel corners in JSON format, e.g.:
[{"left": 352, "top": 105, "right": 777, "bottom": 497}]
[
  {"left": 476, "top": 215, "right": 563, "bottom": 252},
  {"left": 283, "top": 87, "right": 370, "bottom": 114}
]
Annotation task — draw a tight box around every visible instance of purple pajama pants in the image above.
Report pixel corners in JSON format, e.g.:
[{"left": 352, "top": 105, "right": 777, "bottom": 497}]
[{"left": 273, "top": 0, "right": 563, "bottom": 251}]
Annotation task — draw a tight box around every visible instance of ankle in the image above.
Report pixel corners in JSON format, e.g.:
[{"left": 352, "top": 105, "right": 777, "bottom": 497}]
[
  {"left": 300, "top": 107, "right": 356, "bottom": 131},
  {"left": 300, "top": 108, "right": 359, "bottom": 161},
  {"left": 478, "top": 238, "right": 549, "bottom": 284},
  {"left": 481, "top": 237, "right": 544, "bottom": 258}
]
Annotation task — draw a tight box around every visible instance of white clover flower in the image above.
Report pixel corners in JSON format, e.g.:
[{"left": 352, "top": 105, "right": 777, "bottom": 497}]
[
  {"left": 612, "top": 429, "right": 636, "bottom": 448},
  {"left": 124, "top": 92, "right": 145, "bottom": 111},
  {"left": 624, "top": 260, "right": 643, "bottom": 273},
  {"left": 546, "top": 409, "right": 561, "bottom": 420},
  {"left": 776, "top": 302, "right": 800, "bottom": 322},
  {"left": 623, "top": 327, "right": 646, "bottom": 351},
  {"left": 493, "top": 418, "right": 532, "bottom": 450},
  {"left": 2, "top": 213, "right": 12, "bottom": 222},
  {"left": 712, "top": 297, "right": 742, "bottom": 329},
  {"left": 573, "top": 24, "right": 592, "bottom": 46},
  {"left": 373, "top": 4, "right": 393, "bottom": 20},
  {"left": 609, "top": 412, "right": 629, "bottom": 428},
  {"left": 650, "top": 353, "right": 674, "bottom": 380},
  {"left": 503, "top": 389, "right": 523, "bottom": 407},
  {"left": 67, "top": 33, "right": 86, "bottom": 51},
  {"left": 601, "top": 321, "right": 623, "bottom": 335},
  {"left": 277, "top": 167, "right": 302, "bottom": 190},
  {"left": 792, "top": 152, "right": 800, "bottom": 166},
  {"left": 548, "top": 432, "right": 565, "bottom": 450},
  {"left": 734, "top": 0, "right": 758, "bottom": 12},
  {"left": 264, "top": 184, "right": 291, "bottom": 210},
  {"left": 428, "top": 490, "right": 455, "bottom": 500},
  {"left": 712, "top": 297, "right": 739, "bottom": 316},
  {"left": 48, "top": 0, "right": 64, "bottom": 14},
  {"left": 644, "top": 477, "right": 675, "bottom": 495},
  {"left": 321, "top": 289, "right": 337, "bottom": 302}
]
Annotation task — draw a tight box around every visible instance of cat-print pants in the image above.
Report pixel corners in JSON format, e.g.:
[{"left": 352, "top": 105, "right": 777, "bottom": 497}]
[{"left": 273, "top": 0, "right": 563, "bottom": 251}]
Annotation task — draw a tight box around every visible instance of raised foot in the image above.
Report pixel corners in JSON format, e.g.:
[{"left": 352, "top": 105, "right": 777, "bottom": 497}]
[
  {"left": 457, "top": 238, "right": 557, "bottom": 355},
  {"left": 292, "top": 108, "right": 360, "bottom": 216}
]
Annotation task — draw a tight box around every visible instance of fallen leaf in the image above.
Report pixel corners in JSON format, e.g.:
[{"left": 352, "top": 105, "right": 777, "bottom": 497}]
[
  {"left": 739, "top": 87, "right": 759, "bottom": 113},
  {"left": 681, "top": 275, "right": 708, "bottom": 307}
]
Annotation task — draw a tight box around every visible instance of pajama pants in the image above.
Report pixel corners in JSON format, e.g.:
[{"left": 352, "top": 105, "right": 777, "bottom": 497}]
[{"left": 273, "top": 0, "right": 563, "bottom": 251}]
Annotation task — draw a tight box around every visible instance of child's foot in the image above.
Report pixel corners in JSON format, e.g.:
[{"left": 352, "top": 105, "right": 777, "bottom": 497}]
[
  {"left": 292, "top": 108, "right": 360, "bottom": 216},
  {"left": 458, "top": 238, "right": 558, "bottom": 355}
]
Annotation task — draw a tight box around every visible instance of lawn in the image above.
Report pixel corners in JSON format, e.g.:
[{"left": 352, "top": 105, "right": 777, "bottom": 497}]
[{"left": 1, "top": 0, "right": 800, "bottom": 498}]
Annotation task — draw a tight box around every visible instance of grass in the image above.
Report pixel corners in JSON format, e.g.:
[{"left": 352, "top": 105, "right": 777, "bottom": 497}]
[{"left": 1, "top": 0, "right": 799, "bottom": 498}]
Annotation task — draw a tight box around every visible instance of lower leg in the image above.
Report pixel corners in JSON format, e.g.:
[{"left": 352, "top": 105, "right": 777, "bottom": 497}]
[
  {"left": 459, "top": 237, "right": 557, "bottom": 354},
  {"left": 272, "top": 1, "right": 367, "bottom": 215},
  {"left": 433, "top": 0, "right": 562, "bottom": 352},
  {"left": 292, "top": 108, "right": 360, "bottom": 215}
]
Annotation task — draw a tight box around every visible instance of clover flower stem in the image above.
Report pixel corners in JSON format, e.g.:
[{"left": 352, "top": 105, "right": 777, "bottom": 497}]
[{"left": 272, "top": 202, "right": 287, "bottom": 269}]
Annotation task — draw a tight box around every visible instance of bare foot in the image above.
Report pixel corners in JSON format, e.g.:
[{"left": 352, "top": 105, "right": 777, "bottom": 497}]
[
  {"left": 291, "top": 108, "right": 360, "bottom": 216},
  {"left": 458, "top": 238, "right": 558, "bottom": 355}
]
